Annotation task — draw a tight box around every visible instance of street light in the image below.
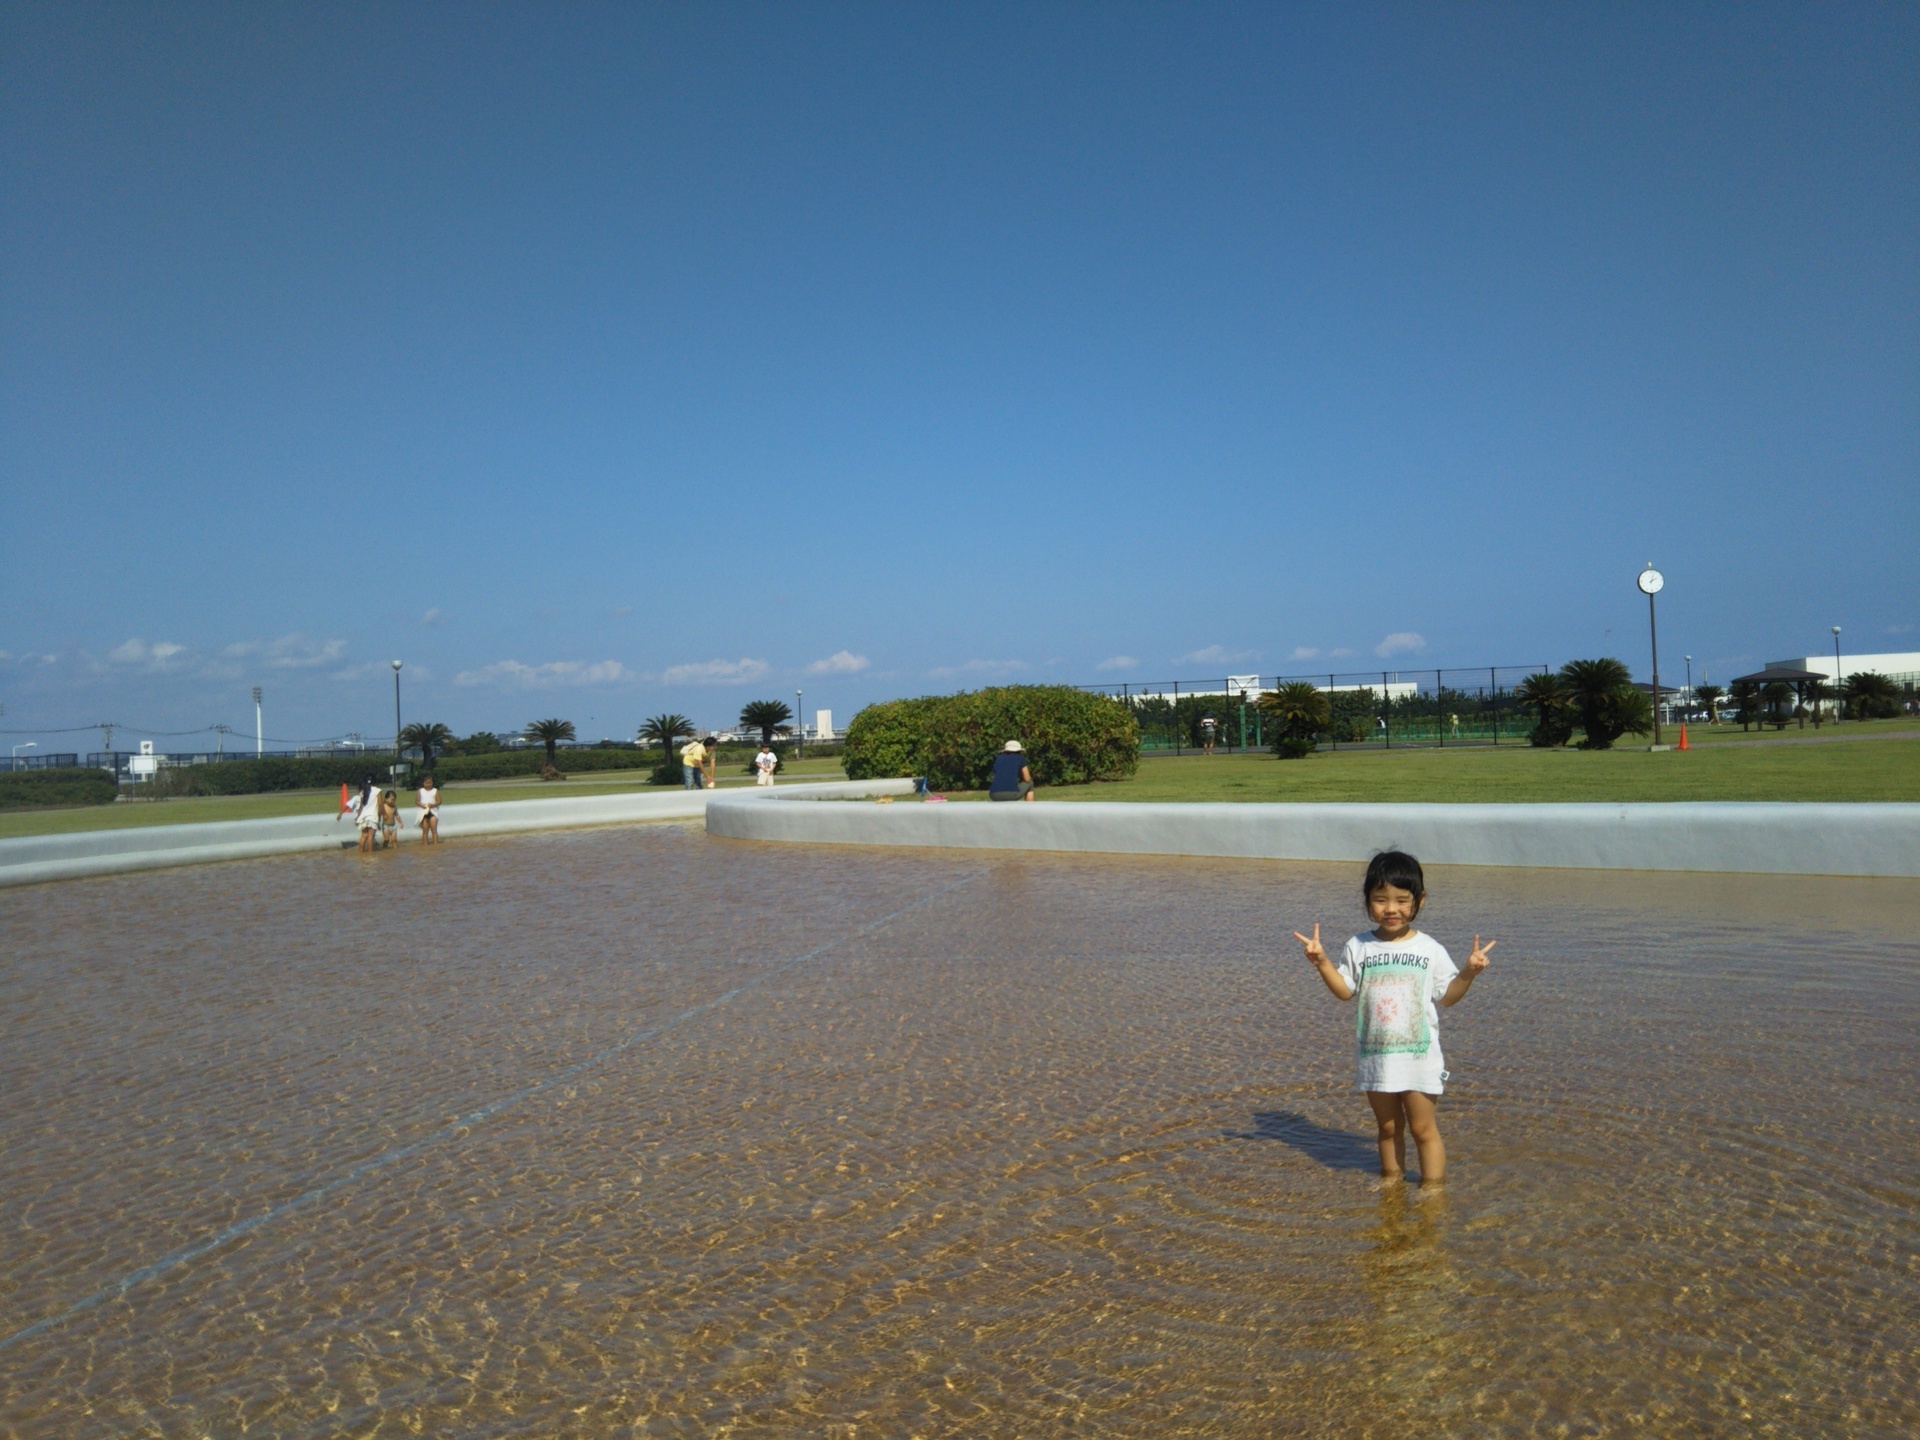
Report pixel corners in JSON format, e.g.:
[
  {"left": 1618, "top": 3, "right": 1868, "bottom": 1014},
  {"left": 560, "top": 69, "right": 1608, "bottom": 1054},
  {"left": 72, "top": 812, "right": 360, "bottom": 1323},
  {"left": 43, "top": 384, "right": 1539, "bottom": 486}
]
[
  {"left": 391, "top": 660, "right": 404, "bottom": 778},
  {"left": 1832, "top": 626, "right": 1843, "bottom": 724},
  {"left": 1637, "top": 564, "right": 1664, "bottom": 746},
  {"left": 1684, "top": 655, "right": 1692, "bottom": 722},
  {"left": 252, "top": 687, "right": 263, "bottom": 757},
  {"left": 795, "top": 689, "right": 803, "bottom": 759},
  {"left": 11, "top": 741, "right": 36, "bottom": 761}
]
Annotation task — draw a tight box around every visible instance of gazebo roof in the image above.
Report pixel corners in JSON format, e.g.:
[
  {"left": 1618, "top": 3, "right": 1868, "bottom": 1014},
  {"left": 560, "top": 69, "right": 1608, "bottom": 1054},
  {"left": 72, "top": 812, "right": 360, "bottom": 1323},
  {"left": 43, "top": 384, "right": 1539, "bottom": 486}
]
[{"left": 1730, "top": 665, "right": 1826, "bottom": 685}]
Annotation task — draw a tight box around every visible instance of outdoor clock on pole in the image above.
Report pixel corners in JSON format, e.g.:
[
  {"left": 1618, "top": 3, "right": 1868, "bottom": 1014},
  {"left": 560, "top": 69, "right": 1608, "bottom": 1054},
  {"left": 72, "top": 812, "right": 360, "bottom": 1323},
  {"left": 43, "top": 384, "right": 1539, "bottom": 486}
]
[{"left": 1638, "top": 564, "right": 1663, "bottom": 745}]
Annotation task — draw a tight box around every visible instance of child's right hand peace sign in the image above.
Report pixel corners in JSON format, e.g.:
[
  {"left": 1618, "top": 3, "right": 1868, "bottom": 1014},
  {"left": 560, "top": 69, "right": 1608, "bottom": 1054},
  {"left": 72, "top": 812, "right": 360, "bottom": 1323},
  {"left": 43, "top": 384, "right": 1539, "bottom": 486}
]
[{"left": 1292, "top": 922, "right": 1329, "bottom": 967}]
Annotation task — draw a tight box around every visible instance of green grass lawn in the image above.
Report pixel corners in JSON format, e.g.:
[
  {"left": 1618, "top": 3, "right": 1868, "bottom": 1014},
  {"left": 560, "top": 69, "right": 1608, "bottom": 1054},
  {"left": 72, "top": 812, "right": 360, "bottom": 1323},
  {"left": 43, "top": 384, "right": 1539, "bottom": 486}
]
[
  {"left": 0, "top": 756, "right": 855, "bottom": 839},
  {"left": 943, "top": 729, "right": 1919, "bottom": 805}
]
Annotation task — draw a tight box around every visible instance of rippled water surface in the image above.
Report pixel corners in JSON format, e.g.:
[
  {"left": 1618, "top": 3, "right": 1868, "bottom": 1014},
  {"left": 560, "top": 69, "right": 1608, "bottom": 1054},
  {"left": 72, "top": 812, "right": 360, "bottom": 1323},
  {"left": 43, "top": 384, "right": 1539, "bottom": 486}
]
[{"left": 3, "top": 826, "right": 1918, "bottom": 1437}]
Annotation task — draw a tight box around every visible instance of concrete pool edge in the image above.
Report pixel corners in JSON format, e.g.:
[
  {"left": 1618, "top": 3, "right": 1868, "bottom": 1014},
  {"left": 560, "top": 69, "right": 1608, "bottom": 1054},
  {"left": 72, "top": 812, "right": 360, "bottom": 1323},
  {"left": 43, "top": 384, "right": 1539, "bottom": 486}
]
[
  {"left": 0, "top": 779, "right": 917, "bottom": 888},
  {"left": 705, "top": 793, "right": 1920, "bottom": 877}
]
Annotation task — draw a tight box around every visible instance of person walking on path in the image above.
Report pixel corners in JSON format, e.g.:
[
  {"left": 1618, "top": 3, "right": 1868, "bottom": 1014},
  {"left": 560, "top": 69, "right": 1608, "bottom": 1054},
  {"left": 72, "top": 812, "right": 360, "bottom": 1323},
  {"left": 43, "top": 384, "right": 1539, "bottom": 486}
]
[
  {"left": 1292, "top": 850, "right": 1493, "bottom": 1186},
  {"left": 416, "top": 775, "right": 440, "bottom": 844},
  {"left": 754, "top": 743, "right": 778, "bottom": 786},
  {"left": 679, "top": 735, "right": 707, "bottom": 789},
  {"left": 702, "top": 735, "right": 720, "bottom": 791},
  {"left": 1201, "top": 712, "right": 1218, "bottom": 756},
  {"left": 988, "top": 741, "right": 1035, "bottom": 801}
]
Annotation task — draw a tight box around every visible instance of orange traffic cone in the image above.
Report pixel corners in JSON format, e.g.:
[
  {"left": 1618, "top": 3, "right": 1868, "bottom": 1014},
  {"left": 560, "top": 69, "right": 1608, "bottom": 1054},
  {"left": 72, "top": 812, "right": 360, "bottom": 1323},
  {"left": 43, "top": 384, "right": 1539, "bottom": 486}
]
[
  {"left": 1677, "top": 724, "right": 1690, "bottom": 750},
  {"left": 340, "top": 782, "right": 351, "bottom": 812}
]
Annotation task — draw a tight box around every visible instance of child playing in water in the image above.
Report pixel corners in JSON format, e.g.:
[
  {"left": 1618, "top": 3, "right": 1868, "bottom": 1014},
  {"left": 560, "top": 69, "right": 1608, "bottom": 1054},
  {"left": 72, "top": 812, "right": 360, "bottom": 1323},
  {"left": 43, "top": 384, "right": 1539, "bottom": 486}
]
[{"left": 1294, "top": 850, "right": 1493, "bottom": 1184}]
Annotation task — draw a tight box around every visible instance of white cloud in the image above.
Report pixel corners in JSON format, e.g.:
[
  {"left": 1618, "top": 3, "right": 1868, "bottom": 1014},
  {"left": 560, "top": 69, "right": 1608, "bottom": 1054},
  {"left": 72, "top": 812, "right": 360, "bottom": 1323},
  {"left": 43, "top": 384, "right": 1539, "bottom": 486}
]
[
  {"left": 420, "top": 608, "right": 444, "bottom": 626},
  {"left": 1176, "top": 644, "right": 1255, "bottom": 666},
  {"left": 1096, "top": 655, "right": 1137, "bottom": 671},
  {"left": 806, "top": 650, "right": 869, "bottom": 676},
  {"left": 661, "top": 657, "right": 770, "bottom": 685},
  {"left": 1288, "top": 646, "right": 1321, "bottom": 661},
  {"left": 223, "top": 634, "right": 348, "bottom": 669},
  {"left": 1374, "top": 632, "right": 1427, "bottom": 659},
  {"left": 107, "top": 638, "right": 188, "bottom": 670},
  {"left": 454, "top": 659, "right": 633, "bottom": 688},
  {"left": 928, "top": 659, "right": 1030, "bottom": 680}
]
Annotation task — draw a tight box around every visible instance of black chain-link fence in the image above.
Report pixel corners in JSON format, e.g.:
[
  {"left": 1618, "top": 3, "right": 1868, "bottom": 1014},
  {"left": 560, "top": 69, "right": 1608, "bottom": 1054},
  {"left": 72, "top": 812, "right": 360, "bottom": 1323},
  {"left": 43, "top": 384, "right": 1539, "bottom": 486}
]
[{"left": 1078, "top": 666, "right": 1550, "bottom": 754}]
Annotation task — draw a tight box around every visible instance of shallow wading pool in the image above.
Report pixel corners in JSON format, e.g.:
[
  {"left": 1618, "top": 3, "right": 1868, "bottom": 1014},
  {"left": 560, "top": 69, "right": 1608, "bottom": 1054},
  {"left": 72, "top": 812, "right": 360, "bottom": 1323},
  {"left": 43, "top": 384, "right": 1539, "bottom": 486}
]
[{"left": 3, "top": 826, "right": 1917, "bottom": 1436}]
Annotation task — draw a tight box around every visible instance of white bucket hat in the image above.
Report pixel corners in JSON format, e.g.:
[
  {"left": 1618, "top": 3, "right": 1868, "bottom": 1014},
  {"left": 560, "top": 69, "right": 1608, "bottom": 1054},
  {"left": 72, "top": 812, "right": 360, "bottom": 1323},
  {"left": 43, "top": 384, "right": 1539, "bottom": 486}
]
[{"left": 1003, "top": 740, "right": 1023, "bottom": 752}]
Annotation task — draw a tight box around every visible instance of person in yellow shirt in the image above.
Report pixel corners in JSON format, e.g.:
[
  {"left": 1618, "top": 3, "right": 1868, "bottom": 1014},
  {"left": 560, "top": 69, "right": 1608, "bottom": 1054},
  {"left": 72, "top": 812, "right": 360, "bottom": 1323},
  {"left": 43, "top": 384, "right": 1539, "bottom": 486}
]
[{"left": 679, "top": 736, "right": 707, "bottom": 789}]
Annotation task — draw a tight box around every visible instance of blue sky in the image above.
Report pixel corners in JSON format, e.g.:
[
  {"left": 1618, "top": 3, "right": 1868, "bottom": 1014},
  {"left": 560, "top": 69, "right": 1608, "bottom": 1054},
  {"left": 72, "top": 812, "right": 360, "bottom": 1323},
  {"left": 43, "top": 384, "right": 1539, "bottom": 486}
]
[{"left": 3, "top": 3, "right": 1915, "bottom": 750}]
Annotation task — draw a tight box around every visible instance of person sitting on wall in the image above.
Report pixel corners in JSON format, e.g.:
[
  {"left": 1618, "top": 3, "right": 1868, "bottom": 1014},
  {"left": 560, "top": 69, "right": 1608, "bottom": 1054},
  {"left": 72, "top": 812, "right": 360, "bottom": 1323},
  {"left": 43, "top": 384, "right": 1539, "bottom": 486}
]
[{"left": 989, "top": 740, "right": 1035, "bottom": 802}]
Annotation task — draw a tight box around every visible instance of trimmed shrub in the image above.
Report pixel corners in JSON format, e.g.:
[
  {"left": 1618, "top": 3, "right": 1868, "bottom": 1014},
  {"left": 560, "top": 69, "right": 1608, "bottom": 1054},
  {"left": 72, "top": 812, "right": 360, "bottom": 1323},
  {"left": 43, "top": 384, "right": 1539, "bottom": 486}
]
[
  {"left": 844, "top": 686, "right": 1139, "bottom": 791},
  {"left": 142, "top": 746, "right": 652, "bottom": 796},
  {"left": 0, "top": 767, "right": 120, "bottom": 809}
]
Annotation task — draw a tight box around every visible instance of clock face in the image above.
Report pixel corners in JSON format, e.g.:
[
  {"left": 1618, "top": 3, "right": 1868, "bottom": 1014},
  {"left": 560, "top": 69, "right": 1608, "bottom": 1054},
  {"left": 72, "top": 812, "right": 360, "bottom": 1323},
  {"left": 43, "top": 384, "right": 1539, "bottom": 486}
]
[{"left": 1638, "top": 567, "right": 1664, "bottom": 595}]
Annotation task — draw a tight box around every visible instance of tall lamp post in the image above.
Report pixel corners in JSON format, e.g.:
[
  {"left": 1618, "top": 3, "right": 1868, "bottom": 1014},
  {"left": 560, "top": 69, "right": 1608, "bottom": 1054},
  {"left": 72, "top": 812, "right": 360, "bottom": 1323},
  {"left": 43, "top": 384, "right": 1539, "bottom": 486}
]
[
  {"left": 1637, "top": 564, "right": 1664, "bottom": 746},
  {"left": 12, "top": 741, "right": 36, "bottom": 762},
  {"left": 252, "top": 687, "right": 263, "bottom": 757},
  {"left": 1832, "top": 626, "right": 1843, "bottom": 724},
  {"left": 1684, "top": 655, "right": 1692, "bottom": 722},
  {"left": 391, "top": 660, "right": 404, "bottom": 777},
  {"left": 795, "top": 689, "right": 803, "bottom": 760}
]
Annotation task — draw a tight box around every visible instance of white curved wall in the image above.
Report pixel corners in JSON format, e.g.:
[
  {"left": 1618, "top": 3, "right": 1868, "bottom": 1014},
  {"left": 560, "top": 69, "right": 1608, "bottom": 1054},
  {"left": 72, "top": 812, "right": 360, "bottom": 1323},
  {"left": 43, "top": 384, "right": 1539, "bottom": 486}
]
[
  {"left": 0, "top": 779, "right": 912, "bottom": 888},
  {"left": 705, "top": 793, "right": 1920, "bottom": 878}
]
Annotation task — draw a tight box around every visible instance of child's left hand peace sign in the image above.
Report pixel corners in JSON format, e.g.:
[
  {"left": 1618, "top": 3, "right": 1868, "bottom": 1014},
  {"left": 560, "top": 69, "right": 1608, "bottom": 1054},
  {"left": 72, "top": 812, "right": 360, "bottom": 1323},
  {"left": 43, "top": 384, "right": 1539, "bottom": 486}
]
[{"left": 1466, "top": 935, "right": 1496, "bottom": 974}]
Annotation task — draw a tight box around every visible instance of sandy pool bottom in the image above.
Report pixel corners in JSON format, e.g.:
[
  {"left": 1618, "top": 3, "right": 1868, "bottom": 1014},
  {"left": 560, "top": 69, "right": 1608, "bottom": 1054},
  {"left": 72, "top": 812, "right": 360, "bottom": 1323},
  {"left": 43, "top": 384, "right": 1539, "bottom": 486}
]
[{"left": 2, "top": 825, "right": 1917, "bottom": 1437}]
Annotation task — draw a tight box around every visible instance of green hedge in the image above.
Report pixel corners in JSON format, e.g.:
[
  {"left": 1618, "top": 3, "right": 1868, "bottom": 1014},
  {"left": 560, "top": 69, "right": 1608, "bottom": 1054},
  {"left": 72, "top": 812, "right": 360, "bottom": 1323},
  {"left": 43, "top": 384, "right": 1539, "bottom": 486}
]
[
  {"left": 0, "top": 767, "right": 120, "bottom": 809},
  {"left": 843, "top": 685, "right": 1139, "bottom": 791}
]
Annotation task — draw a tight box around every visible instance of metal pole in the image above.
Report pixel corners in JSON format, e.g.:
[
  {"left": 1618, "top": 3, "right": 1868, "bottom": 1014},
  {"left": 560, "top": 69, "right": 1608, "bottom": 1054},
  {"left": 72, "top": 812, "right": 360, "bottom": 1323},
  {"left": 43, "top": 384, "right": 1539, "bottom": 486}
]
[
  {"left": 1436, "top": 669, "right": 1444, "bottom": 748},
  {"left": 1684, "top": 656, "right": 1692, "bottom": 724},
  {"left": 391, "top": 661, "right": 403, "bottom": 772},
  {"left": 796, "top": 690, "right": 803, "bottom": 759},
  {"left": 1329, "top": 674, "right": 1336, "bottom": 750},
  {"left": 1832, "top": 626, "right": 1843, "bottom": 723},
  {"left": 1491, "top": 666, "right": 1499, "bottom": 744},
  {"left": 1647, "top": 592, "right": 1662, "bottom": 746},
  {"left": 252, "top": 688, "right": 262, "bottom": 757},
  {"left": 1174, "top": 681, "right": 1180, "bottom": 756}
]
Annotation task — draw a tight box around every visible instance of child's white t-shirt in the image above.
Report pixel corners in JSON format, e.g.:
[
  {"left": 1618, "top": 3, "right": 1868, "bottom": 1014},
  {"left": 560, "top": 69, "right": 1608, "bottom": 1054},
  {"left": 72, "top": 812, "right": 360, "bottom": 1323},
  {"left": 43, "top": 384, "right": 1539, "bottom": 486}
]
[
  {"left": 755, "top": 750, "right": 776, "bottom": 773},
  {"left": 1337, "top": 930, "right": 1460, "bottom": 1094}
]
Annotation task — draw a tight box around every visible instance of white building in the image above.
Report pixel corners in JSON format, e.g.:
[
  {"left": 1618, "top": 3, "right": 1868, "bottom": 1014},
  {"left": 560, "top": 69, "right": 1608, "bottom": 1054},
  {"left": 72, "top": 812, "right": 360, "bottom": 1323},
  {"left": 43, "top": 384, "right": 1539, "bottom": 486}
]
[{"left": 1767, "top": 650, "right": 1920, "bottom": 685}]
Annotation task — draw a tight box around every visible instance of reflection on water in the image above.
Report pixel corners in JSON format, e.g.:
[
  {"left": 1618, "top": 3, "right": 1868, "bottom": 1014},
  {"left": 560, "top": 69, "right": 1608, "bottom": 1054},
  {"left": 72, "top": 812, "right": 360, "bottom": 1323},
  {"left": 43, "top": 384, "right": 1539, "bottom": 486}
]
[{"left": 2, "top": 828, "right": 1917, "bottom": 1436}]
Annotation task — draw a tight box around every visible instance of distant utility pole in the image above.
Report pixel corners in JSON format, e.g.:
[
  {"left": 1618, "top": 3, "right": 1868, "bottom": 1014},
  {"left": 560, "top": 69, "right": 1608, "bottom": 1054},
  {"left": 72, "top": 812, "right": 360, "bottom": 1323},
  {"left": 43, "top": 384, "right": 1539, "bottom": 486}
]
[
  {"left": 796, "top": 689, "right": 803, "bottom": 759},
  {"left": 252, "top": 687, "right": 263, "bottom": 757},
  {"left": 391, "top": 661, "right": 404, "bottom": 775}
]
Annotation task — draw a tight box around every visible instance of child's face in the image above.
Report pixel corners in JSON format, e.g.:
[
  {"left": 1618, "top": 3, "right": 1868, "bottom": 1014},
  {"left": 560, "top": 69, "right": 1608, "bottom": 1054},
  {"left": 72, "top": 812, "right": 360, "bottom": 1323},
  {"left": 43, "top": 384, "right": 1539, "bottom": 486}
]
[{"left": 1366, "top": 884, "right": 1422, "bottom": 933}]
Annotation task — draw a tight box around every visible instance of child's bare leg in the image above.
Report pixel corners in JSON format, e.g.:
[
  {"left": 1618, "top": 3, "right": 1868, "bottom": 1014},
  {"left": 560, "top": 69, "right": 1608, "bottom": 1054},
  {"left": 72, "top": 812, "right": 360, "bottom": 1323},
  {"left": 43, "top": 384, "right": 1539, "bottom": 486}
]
[
  {"left": 1365, "top": 1092, "right": 1409, "bottom": 1179},
  {"left": 1400, "top": 1091, "right": 1446, "bottom": 1184}
]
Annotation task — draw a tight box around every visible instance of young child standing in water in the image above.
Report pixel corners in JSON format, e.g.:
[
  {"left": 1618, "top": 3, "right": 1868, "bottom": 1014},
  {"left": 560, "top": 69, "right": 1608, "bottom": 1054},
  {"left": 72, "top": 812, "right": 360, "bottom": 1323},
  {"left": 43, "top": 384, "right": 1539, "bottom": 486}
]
[{"left": 1294, "top": 850, "right": 1493, "bottom": 1184}]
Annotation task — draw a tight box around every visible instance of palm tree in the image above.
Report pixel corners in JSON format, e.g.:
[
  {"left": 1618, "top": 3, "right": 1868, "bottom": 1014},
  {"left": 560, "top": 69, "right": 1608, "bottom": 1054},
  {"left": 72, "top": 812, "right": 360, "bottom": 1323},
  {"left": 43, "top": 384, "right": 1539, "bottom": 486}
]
[
  {"left": 1514, "top": 671, "right": 1575, "bottom": 747},
  {"left": 639, "top": 712, "right": 695, "bottom": 752},
  {"left": 525, "top": 718, "right": 576, "bottom": 767},
  {"left": 399, "top": 721, "right": 454, "bottom": 771},
  {"left": 1693, "top": 683, "right": 1723, "bottom": 724},
  {"left": 1730, "top": 680, "right": 1760, "bottom": 731},
  {"left": 1558, "top": 658, "right": 1651, "bottom": 749},
  {"left": 1842, "top": 670, "right": 1901, "bottom": 720},
  {"left": 738, "top": 699, "right": 793, "bottom": 746},
  {"left": 1258, "top": 681, "right": 1331, "bottom": 759}
]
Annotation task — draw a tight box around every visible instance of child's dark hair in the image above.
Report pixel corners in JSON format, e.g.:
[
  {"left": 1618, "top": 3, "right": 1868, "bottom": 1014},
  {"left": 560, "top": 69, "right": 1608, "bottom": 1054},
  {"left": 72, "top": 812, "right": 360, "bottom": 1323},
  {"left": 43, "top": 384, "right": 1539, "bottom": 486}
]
[{"left": 1363, "top": 850, "right": 1426, "bottom": 906}]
